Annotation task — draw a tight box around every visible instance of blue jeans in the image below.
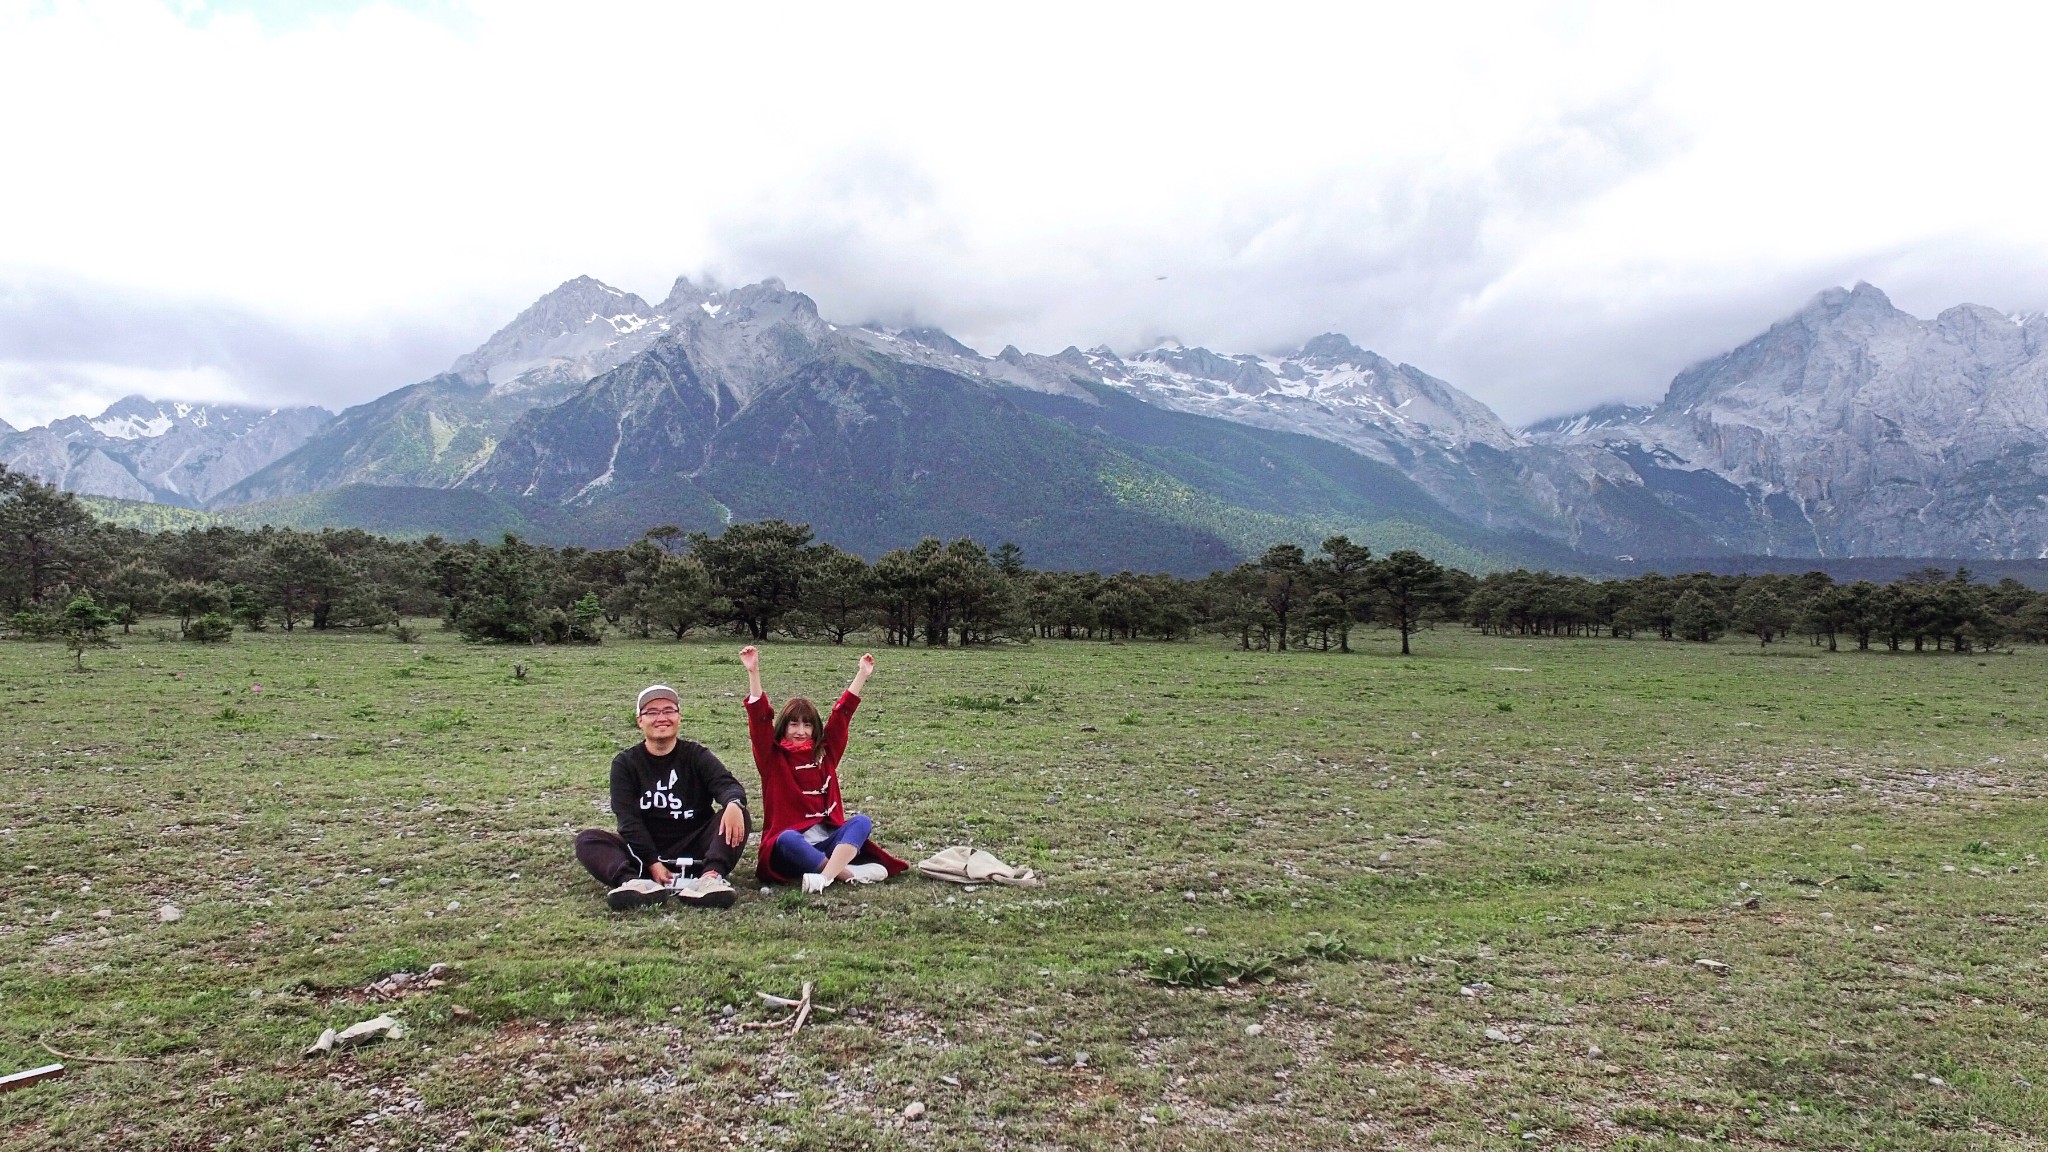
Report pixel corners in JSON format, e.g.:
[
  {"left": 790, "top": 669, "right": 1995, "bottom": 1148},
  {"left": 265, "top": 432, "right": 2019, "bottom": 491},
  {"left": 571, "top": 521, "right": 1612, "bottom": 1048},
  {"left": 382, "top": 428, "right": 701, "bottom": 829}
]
[{"left": 770, "top": 814, "right": 873, "bottom": 879}]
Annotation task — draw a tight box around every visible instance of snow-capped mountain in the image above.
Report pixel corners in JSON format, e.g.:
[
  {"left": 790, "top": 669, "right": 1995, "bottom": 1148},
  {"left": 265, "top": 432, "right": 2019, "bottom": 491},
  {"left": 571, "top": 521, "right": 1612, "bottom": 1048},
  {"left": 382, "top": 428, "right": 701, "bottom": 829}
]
[
  {"left": 1090, "top": 333, "right": 1524, "bottom": 460},
  {"left": 1529, "top": 283, "right": 2048, "bottom": 558},
  {"left": 40, "top": 268, "right": 2048, "bottom": 565},
  {"left": 0, "top": 396, "right": 332, "bottom": 506},
  {"left": 214, "top": 275, "right": 758, "bottom": 505}
]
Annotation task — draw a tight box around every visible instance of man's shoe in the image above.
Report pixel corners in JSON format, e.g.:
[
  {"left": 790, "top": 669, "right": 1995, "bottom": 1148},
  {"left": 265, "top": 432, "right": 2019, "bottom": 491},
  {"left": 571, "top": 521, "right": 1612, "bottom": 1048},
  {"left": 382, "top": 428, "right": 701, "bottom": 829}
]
[
  {"left": 675, "top": 874, "right": 736, "bottom": 910},
  {"left": 607, "top": 877, "right": 673, "bottom": 911},
  {"left": 844, "top": 863, "right": 888, "bottom": 884}
]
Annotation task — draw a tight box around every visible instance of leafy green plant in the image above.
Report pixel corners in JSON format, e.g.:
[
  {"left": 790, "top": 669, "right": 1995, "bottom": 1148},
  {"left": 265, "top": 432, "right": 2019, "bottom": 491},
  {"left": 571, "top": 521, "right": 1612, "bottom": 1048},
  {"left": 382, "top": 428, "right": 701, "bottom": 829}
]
[
  {"left": 1142, "top": 950, "right": 1236, "bottom": 988},
  {"left": 1302, "top": 933, "right": 1358, "bottom": 962}
]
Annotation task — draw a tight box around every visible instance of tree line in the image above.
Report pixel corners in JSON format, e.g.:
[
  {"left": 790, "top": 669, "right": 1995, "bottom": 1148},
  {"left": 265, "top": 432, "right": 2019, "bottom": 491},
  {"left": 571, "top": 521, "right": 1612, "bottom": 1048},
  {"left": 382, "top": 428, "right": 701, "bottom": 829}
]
[{"left": 4, "top": 463, "right": 2046, "bottom": 653}]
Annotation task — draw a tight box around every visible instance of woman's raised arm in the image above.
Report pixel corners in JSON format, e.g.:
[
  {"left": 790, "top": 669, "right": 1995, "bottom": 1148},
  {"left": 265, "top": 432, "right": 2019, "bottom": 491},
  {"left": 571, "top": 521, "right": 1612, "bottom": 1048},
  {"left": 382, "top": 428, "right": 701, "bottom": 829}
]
[
  {"left": 847, "top": 652, "right": 875, "bottom": 698},
  {"left": 740, "top": 645, "right": 765, "bottom": 701}
]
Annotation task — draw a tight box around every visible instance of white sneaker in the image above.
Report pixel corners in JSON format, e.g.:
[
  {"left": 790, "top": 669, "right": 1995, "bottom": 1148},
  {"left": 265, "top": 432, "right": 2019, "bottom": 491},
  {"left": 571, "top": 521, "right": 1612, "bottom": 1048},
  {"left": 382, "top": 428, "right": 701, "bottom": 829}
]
[
  {"left": 676, "top": 873, "right": 736, "bottom": 909},
  {"left": 606, "top": 877, "right": 672, "bottom": 911},
  {"left": 844, "top": 863, "right": 888, "bottom": 884},
  {"left": 801, "top": 872, "right": 831, "bottom": 894}
]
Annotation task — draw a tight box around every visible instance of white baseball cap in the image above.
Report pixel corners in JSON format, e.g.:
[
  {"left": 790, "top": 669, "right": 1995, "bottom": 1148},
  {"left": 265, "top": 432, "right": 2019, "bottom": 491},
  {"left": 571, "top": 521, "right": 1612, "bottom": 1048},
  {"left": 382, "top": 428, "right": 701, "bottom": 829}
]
[{"left": 636, "top": 684, "right": 680, "bottom": 715}]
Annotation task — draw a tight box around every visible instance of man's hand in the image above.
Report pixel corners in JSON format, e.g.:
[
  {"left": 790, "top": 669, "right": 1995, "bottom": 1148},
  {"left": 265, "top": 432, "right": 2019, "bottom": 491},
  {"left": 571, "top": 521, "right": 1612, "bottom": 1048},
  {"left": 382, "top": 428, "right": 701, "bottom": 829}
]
[
  {"left": 720, "top": 803, "right": 747, "bottom": 847},
  {"left": 739, "top": 645, "right": 759, "bottom": 673},
  {"left": 649, "top": 861, "right": 674, "bottom": 885}
]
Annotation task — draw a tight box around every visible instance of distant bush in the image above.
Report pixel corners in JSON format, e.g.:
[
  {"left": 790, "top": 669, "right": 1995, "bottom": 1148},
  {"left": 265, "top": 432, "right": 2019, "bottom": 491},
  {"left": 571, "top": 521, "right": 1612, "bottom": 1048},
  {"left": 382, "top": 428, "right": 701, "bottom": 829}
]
[
  {"left": 9, "top": 609, "right": 62, "bottom": 640},
  {"left": 187, "top": 613, "right": 234, "bottom": 644}
]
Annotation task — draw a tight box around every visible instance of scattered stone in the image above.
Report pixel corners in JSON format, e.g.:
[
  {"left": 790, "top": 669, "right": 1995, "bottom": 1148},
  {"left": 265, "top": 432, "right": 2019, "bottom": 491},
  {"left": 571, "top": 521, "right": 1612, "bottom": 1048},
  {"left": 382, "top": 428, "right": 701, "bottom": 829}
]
[
  {"left": 303, "top": 1028, "right": 337, "bottom": 1058},
  {"left": 1928, "top": 1075, "right": 1947, "bottom": 1087},
  {"left": 1460, "top": 982, "right": 1491, "bottom": 998},
  {"left": 1078, "top": 725, "right": 1097, "bottom": 733},
  {"left": 1694, "top": 958, "right": 1730, "bottom": 973},
  {"left": 335, "top": 1014, "right": 402, "bottom": 1047},
  {"left": 94, "top": 909, "right": 112, "bottom": 920},
  {"left": 1484, "top": 1027, "right": 1511, "bottom": 1043},
  {"left": 1587, "top": 1044, "right": 1603, "bottom": 1059},
  {"left": 157, "top": 905, "right": 183, "bottom": 923},
  {"left": 21, "top": 865, "right": 38, "bottom": 874},
  {"left": 445, "top": 901, "right": 460, "bottom": 911},
  {"left": 1378, "top": 851, "right": 1393, "bottom": 863},
  {"left": 1183, "top": 926, "right": 1208, "bottom": 936},
  {"left": 1073, "top": 1052, "right": 1089, "bottom": 1067},
  {"left": 939, "top": 1075, "right": 960, "bottom": 1087},
  {"left": 367, "top": 963, "right": 451, "bottom": 999},
  {"left": 1604, "top": 1064, "right": 1622, "bottom": 1075},
  {"left": 902, "top": 1101, "right": 926, "bottom": 1121},
  {"left": 1245, "top": 1024, "right": 1265, "bottom": 1036},
  {"left": 449, "top": 1005, "right": 474, "bottom": 1021},
  {"left": 721, "top": 1004, "right": 737, "bottom": 1018},
  {"left": 1183, "top": 891, "right": 1197, "bottom": 903}
]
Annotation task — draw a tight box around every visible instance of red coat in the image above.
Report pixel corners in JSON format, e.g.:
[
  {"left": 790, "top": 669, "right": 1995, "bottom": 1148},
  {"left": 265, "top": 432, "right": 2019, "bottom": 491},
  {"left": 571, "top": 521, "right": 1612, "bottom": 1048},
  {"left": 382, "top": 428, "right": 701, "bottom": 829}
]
[{"left": 745, "top": 690, "right": 908, "bottom": 884}]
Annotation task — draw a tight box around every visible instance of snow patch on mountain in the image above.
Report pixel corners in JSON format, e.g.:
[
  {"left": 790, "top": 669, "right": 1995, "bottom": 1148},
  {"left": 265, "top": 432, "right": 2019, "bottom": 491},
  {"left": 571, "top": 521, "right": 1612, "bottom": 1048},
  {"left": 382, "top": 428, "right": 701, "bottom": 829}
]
[{"left": 1081, "top": 333, "right": 1524, "bottom": 467}]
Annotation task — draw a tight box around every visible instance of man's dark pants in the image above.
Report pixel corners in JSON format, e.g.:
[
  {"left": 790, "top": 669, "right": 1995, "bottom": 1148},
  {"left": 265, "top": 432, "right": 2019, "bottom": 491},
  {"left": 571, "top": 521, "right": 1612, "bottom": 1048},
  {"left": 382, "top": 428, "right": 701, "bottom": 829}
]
[{"left": 574, "top": 812, "right": 751, "bottom": 888}]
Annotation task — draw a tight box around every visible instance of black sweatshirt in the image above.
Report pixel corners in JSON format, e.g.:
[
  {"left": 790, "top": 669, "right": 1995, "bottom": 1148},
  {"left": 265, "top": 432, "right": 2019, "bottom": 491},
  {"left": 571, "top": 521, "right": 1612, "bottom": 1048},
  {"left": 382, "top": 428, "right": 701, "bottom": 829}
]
[{"left": 609, "top": 739, "right": 748, "bottom": 866}]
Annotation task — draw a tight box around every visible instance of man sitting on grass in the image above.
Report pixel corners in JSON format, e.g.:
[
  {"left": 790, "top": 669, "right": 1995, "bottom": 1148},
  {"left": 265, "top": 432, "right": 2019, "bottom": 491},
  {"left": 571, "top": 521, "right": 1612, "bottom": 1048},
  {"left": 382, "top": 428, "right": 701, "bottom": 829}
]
[{"left": 573, "top": 684, "right": 750, "bottom": 910}]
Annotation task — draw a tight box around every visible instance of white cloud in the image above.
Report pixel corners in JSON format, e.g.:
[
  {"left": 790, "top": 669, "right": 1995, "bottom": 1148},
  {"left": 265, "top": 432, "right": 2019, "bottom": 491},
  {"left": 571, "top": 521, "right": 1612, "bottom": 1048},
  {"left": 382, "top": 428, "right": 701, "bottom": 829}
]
[{"left": 3, "top": 0, "right": 2047, "bottom": 428}]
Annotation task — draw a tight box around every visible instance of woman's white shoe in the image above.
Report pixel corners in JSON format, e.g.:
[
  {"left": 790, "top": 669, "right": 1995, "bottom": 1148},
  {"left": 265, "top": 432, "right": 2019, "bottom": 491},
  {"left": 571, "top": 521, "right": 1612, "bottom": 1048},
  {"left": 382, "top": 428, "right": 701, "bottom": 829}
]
[{"left": 801, "top": 872, "right": 830, "bottom": 894}]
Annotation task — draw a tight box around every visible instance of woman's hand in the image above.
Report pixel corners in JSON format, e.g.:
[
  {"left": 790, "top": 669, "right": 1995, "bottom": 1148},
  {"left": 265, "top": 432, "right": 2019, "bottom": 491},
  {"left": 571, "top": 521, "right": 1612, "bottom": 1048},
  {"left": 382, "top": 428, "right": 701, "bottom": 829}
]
[{"left": 849, "top": 652, "right": 875, "bottom": 695}]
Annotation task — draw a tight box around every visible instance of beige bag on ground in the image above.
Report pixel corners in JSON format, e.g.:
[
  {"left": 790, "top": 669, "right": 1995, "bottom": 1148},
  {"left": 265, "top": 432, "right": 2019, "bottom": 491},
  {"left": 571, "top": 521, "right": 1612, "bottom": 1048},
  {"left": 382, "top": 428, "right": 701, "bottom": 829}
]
[{"left": 917, "top": 846, "right": 1041, "bottom": 886}]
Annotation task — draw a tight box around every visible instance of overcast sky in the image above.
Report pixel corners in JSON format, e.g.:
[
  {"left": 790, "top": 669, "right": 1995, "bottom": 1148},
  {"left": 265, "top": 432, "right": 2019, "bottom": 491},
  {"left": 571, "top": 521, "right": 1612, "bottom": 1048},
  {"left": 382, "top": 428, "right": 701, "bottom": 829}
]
[{"left": 5, "top": 0, "right": 2047, "bottom": 430}]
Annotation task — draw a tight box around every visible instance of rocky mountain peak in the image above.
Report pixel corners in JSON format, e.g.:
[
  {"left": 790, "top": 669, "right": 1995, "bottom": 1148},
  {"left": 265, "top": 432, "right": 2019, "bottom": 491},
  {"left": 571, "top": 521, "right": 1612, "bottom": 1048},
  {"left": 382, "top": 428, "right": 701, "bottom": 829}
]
[
  {"left": 451, "top": 275, "right": 658, "bottom": 386},
  {"left": 898, "top": 326, "right": 978, "bottom": 359},
  {"left": 659, "top": 275, "right": 716, "bottom": 313},
  {"left": 1297, "top": 332, "right": 1369, "bottom": 367}
]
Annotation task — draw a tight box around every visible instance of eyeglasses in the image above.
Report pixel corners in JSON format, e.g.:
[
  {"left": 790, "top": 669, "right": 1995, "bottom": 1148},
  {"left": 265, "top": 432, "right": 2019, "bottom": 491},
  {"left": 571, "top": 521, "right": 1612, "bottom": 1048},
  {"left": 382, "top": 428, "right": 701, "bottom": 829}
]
[{"left": 639, "top": 707, "right": 680, "bottom": 718}]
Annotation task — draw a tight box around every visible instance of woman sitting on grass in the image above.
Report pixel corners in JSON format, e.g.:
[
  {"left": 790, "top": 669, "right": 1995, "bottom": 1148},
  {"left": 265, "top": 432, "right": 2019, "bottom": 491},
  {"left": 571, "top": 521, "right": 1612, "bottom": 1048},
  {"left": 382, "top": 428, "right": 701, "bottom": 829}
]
[{"left": 740, "top": 645, "right": 907, "bottom": 892}]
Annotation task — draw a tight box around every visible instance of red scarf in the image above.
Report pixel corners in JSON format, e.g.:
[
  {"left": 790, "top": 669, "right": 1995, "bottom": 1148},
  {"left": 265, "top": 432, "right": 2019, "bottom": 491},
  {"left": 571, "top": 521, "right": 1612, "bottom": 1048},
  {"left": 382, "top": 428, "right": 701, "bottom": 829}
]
[{"left": 779, "top": 737, "right": 815, "bottom": 762}]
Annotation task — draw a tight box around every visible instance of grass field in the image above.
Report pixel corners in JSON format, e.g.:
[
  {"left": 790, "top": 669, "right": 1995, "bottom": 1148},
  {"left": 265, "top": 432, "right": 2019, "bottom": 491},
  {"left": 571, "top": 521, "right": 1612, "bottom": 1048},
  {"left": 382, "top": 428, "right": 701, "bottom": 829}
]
[{"left": 2, "top": 623, "right": 2045, "bottom": 1150}]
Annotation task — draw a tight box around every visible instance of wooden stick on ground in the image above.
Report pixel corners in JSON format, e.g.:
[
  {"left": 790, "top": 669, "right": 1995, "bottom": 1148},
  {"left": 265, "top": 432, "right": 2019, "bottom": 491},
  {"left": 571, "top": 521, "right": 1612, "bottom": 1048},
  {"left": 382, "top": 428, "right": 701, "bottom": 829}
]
[
  {"left": 756, "top": 991, "right": 838, "bottom": 1015},
  {"left": 788, "top": 981, "right": 816, "bottom": 1039},
  {"left": 40, "top": 1042, "right": 152, "bottom": 1066},
  {"left": 0, "top": 1064, "right": 67, "bottom": 1093}
]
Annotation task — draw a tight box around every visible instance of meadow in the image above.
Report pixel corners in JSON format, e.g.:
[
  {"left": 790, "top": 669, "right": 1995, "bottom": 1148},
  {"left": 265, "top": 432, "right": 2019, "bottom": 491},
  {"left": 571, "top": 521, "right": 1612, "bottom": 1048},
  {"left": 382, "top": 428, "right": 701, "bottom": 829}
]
[{"left": 1, "top": 623, "right": 2044, "bottom": 1150}]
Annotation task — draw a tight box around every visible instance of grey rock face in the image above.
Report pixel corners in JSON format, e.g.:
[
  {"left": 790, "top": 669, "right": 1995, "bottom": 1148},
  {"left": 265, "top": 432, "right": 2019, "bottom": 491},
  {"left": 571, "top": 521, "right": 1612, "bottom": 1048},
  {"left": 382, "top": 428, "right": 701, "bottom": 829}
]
[
  {"left": 215, "top": 275, "right": 796, "bottom": 506},
  {"left": 453, "top": 274, "right": 663, "bottom": 392},
  {"left": 468, "top": 280, "right": 834, "bottom": 502},
  {"left": 1531, "top": 284, "right": 2048, "bottom": 558},
  {"left": 0, "top": 396, "right": 332, "bottom": 507}
]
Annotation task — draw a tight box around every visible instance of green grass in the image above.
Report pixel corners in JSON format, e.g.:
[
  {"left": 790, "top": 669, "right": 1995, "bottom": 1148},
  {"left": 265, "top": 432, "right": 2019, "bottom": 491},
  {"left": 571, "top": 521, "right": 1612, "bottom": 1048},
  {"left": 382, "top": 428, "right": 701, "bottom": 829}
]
[{"left": 2, "top": 625, "right": 2046, "bottom": 1149}]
